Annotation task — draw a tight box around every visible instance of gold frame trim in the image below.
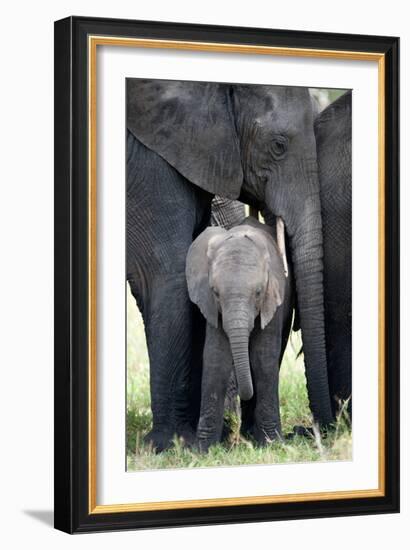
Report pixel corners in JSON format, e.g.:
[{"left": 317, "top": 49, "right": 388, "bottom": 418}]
[{"left": 88, "top": 36, "right": 386, "bottom": 514}]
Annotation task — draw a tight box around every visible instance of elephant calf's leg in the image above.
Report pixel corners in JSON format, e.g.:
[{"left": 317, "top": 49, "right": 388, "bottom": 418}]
[
  {"left": 248, "top": 327, "right": 282, "bottom": 446},
  {"left": 197, "top": 325, "right": 232, "bottom": 452}
]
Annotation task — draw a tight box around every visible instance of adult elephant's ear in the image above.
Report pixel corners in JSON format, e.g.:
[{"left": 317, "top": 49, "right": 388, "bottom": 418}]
[
  {"left": 186, "top": 227, "right": 226, "bottom": 328},
  {"left": 127, "top": 79, "right": 244, "bottom": 199}
]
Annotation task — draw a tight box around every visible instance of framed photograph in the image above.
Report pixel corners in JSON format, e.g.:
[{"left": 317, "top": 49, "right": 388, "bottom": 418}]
[{"left": 54, "top": 16, "right": 399, "bottom": 533}]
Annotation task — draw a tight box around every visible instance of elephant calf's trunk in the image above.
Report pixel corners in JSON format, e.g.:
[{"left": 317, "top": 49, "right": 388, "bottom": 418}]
[{"left": 227, "top": 328, "right": 253, "bottom": 401}]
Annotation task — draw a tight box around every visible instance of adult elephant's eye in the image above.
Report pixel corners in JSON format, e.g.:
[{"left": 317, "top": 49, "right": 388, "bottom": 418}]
[
  {"left": 272, "top": 135, "right": 288, "bottom": 159},
  {"left": 212, "top": 287, "right": 219, "bottom": 298},
  {"left": 255, "top": 287, "right": 262, "bottom": 298}
]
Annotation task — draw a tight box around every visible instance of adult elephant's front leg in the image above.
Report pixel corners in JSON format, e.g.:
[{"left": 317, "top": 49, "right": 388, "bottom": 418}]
[
  {"left": 140, "top": 272, "right": 203, "bottom": 451},
  {"left": 127, "top": 131, "right": 212, "bottom": 452}
]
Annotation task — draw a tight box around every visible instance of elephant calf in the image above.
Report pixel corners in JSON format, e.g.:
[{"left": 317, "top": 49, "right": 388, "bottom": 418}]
[{"left": 186, "top": 217, "right": 293, "bottom": 451}]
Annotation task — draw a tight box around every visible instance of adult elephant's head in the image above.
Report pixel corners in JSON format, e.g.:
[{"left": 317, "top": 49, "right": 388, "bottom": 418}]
[{"left": 127, "top": 80, "right": 333, "bottom": 426}]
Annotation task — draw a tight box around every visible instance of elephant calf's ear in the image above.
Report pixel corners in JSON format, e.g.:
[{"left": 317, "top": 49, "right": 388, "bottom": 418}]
[
  {"left": 186, "top": 227, "right": 226, "bottom": 328},
  {"left": 261, "top": 271, "right": 284, "bottom": 330}
]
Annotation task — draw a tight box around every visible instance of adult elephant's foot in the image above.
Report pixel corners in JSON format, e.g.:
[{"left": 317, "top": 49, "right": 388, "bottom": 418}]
[
  {"left": 144, "top": 425, "right": 197, "bottom": 453},
  {"left": 286, "top": 424, "right": 332, "bottom": 440},
  {"left": 287, "top": 425, "right": 314, "bottom": 439},
  {"left": 144, "top": 429, "right": 173, "bottom": 453},
  {"left": 242, "top": 424, "right": 282, "bottom": 447}
]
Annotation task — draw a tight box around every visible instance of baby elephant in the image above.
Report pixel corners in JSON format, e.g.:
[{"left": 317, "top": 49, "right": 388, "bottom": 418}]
[{"left": 186, "top": 217, "right": 293, "bottom": 451}]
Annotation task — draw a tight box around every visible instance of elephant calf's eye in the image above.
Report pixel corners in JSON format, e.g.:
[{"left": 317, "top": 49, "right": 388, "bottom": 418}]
[
  {"left": 271, "top": 135, "right": 288, "bottom": 159},
  {"left": 255, "top": 288, "right": 262, "bottom": 298},
  {"left": 212, "top": 287, "right": 219, "bottom": 298}
]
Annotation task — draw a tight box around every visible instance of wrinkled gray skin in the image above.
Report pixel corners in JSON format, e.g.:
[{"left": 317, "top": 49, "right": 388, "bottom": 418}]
[
  {"left": 210, "top": 197, "right": 246, "bottom": 230},
  {"left": 186, "top": 218, "right": 293, "bottom": 451},
  {"left": 127, "top": 80, "right": 333, "bottom": 451},
  {"left": 315, "top": 91, "right": 352, "bottom": 417}
]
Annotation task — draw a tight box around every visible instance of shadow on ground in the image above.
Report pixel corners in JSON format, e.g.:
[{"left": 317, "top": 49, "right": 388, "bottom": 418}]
[{"left": 23, "top": 510, "right": 54, "bottom": 527}]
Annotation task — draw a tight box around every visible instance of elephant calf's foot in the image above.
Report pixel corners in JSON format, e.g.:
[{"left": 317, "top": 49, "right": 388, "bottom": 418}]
[
  {"left": 196, "top": 431, "right": 222, "bottom": 453},
  {"left": 197, "top": 438, "right": 216, "bottom": 454}
]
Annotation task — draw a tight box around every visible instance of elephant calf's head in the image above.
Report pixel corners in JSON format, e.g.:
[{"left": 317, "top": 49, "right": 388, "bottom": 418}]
[{"left": 186, "top": 218, "right": 285, "bottom": 401}]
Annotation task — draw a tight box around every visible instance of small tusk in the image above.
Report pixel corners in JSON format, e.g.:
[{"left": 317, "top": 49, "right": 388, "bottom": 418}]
[{"left": 276, "top": 217, "right": 288, "bottom": 278}]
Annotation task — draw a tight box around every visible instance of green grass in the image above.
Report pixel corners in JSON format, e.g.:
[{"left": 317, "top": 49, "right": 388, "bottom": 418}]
[{"left": 126, "top": 285, "right": 351, "bottom": 471}]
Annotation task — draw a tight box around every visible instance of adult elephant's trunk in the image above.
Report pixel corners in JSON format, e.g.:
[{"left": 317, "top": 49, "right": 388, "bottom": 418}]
[
  {"left": 225, "top": 325, "right": 253, "bottom": 401},
  {"left": 289, "top": 194, "right": 334, "bottom": 426}
]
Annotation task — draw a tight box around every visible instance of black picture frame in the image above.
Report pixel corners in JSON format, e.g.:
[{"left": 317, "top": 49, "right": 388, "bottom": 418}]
[{"left": 54, "top": 15, "right": 400, "bottom": 534}]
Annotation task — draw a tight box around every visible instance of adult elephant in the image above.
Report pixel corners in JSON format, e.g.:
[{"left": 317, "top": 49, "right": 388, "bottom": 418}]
[
  {"left": 127, "top": 79, "right": 333, "bottom": 451},
  {"left": 210, "top": 196, "right": 246, "bottom": 230},
  {"left": 315, "top": 90, "right": 352, "bottom": 417}
]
